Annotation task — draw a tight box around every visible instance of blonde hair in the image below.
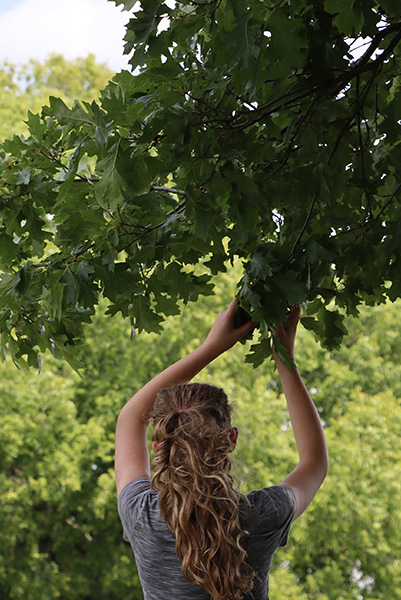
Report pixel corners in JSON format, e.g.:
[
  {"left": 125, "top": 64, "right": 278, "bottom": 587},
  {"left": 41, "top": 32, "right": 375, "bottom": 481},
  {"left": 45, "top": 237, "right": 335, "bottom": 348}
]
[{"left": 150, "top": 383, "right": 254, "bottom": 600}]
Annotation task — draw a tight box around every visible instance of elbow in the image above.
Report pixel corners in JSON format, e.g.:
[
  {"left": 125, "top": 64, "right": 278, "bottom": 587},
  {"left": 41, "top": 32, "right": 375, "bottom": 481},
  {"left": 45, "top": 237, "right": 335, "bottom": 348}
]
[
  {"left": 303, "top": 449, "right": 329, "bottom": 486},
  {"left": 319, "top": 449, "right": 329, "bottom": 483},
  {"left": 116, "top": 405, "right": 132, "bottom": 432},
  {"left": 116, "top": 405, "right": 127, "bottom": 424},
  {"left": 321, "top": 458, "right": 329, "bottom": 483},
  {"left": 313, "top": 439, "right": 329, "bottom": 483}
]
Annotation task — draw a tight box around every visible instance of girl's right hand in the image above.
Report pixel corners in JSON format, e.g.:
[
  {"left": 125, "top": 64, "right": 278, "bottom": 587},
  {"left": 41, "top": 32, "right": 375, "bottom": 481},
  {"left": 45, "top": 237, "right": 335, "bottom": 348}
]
[{"left": 272, "top": 305, "right": 301, "bottom": 362}]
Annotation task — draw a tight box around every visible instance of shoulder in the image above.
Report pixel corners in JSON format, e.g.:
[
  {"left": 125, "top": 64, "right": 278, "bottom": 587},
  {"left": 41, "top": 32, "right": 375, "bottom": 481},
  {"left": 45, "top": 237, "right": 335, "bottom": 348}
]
[
  {"left": 245, "top": 484, "right": 296, "bottom": 547},
  {"left": 247, "top": 484, "right": 297, "bottom": 524},
  {"left": 118, "top": 476, "right": 153, "bottom": 499},
  {"left": 118, "top": 476, "right": 154, "bottom": 504},
  {"left": 117, "top": 477, "right": 155, "bottom": 523}
]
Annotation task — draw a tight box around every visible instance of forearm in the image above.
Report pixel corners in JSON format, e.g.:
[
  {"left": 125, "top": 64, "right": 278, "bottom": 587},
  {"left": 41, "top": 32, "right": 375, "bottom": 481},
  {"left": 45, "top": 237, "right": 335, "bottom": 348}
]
[
  {"left": 114, "top": 300, "right": 255, "bottom": 494},
  {"left": 118, "top": 301, "right": 256, "bottom": 425},
  {"left": 276, "top": 359, "right": 328, "bottom": 469},
  {"left": 119, "top": 342, "right": 220, "bottom": 422}
]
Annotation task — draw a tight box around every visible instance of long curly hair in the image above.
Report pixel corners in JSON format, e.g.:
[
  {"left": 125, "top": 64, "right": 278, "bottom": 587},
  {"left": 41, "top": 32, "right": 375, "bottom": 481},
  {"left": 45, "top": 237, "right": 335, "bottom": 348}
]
[{"left": 150, "top": 383, "right": 254, "bottom": 600}]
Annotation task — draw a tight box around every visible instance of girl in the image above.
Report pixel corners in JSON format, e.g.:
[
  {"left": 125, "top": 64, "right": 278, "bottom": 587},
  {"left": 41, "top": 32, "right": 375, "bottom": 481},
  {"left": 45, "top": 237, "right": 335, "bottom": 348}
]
[{"left": 115, "top": 300, "right": 328, "bottom": 599}]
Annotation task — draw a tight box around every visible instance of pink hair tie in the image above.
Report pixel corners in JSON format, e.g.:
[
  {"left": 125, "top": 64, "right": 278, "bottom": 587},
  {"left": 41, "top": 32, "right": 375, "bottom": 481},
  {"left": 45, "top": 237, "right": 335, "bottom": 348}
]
[{"left": 178, "top": 409, "right": 186, "bottom": 414}]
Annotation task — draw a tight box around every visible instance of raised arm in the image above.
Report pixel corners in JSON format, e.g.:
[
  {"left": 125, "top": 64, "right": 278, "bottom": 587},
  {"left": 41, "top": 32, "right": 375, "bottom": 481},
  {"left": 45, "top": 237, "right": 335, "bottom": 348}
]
[
  {"left": 275, "top": 306, "right": 329, "bottom": 519},
  {"left": 115, "top": 300, "right": 255, "bottom": 496}
]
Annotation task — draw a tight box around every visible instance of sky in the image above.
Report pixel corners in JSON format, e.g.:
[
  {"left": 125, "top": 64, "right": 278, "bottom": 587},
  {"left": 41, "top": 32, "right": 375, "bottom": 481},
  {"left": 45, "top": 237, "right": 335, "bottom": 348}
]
[{"left": 0, "top": 0, "right": 132, "bottom": 72}]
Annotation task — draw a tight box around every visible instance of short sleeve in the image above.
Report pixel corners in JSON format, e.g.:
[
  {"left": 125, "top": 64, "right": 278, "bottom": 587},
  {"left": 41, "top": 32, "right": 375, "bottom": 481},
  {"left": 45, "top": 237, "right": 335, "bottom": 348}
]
[
  {"left": 267, "top": 484, "right": 297, "bottom": 546},
  {"left": 117, "top": 477, "right": 153, "bottom": 540}
]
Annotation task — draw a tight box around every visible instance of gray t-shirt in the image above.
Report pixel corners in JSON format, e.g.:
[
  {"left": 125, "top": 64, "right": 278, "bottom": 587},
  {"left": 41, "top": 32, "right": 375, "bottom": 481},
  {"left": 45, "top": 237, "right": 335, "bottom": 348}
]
[{"left": 118, "top": 477, "right": 296, "bottom": 600}]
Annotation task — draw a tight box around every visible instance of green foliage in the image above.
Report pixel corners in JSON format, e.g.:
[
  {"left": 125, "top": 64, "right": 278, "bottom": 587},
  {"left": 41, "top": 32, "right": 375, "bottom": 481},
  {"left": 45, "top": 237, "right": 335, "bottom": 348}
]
[
  {"left": 0, "top": 361, "right": 142, "bottom": 599},
  {"left": 290, "top": 388, "right": 401, "bottom": 600},
  {"left": 3, "top": 7, "right": 401, "bottom": 599},
  {"left": 1, "top": 1, "right": 401, "bottom": 369}
]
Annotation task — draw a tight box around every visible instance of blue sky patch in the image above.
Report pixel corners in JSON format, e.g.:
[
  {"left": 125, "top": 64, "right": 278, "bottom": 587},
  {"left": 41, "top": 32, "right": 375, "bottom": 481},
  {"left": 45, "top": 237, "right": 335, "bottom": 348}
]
[{"left": 0, "top": 0, "right": 25, "bottom": 15}]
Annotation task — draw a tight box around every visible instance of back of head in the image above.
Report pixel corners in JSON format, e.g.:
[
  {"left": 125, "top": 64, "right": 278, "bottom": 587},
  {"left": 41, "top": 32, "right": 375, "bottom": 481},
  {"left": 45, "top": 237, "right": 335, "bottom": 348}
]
[{"left": 151, "top": 383, "right": 254, "bottom": 600}]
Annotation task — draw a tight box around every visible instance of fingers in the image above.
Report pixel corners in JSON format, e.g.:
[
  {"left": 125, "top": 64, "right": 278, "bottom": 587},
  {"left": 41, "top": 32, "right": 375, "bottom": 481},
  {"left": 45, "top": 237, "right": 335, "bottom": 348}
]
[
  {"left": 287, "top": 304, "right": 301, "bottom": 328},
  {"left": 228, "top": 299, "right": 257, "bottom": 334},
  {"left": 288, "top": 304, "right": 301, "bottom": 319},
  {"left": 226, "top": 298, "right": 237, "bottom": 319},
  {"left": 237, "top": 318, "right": 257, "bottom": 337},
  {"left": 277, "top": 305, "right": 301, "bottom": 330},
  {"left": 273, "top": 305, "right": 300, "bottom": 343}
]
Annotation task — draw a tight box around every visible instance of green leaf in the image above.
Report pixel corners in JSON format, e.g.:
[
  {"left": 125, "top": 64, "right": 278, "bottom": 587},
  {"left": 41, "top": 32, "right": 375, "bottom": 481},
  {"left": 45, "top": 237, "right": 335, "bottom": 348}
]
[
  {"left": 324, "top": 0, "right": 363, "bottom": 35},
  {"left": 25, "top": 110, "right": 47, "bottom": 141},
  {"left": 0, "top": 234, "right": 18, "bottom": 268},
  {"left": 301, "top": 315, "right": 323, "bottom": 335},
  {"left": 321, "top": 307, "right": 348, "bottom": 349},
  {"left": 245, "top": 337, "right": 272, "bottom": 368},
  {"left": 110, "top": 0, "right": 139, "bottom": 10},
  {"left": 16, "top": 169, "right": 31, "bottom": 185},
  {"left": 94, "top": 142, "right": 127, "bottom": 211},
  {"left": 248, "top": 253, "right": 273, "bottom": 281},
  {"left": 61, "top": 268, "right": 79, "bottom": 306},
  {"left": 95, "top": 262, "right": 143, "bottom": 302},
  {"left": 267, "top": 7, "right": 308, "bottom": 69},
  {"left": 0, "top": 272, "right": 21, "bottom": 301},
  {"left": 42, "top": 96, "right": 92, "bottom": 127},
  {"left": 124, "top": 0, "right": 161, "bottom": 49},
  {"left": 130, "top": 294, "right": 164, "bottom": 334},
  {"left": 77, "top": 261, "right": 95, "bottom": 282},
  {"left": 48, "top": 282, "right": 65, "bottom": 320}
]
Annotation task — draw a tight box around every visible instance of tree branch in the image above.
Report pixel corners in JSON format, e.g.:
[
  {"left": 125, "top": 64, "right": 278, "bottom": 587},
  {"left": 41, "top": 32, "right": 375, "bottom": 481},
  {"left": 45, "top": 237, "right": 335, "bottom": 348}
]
[
  {"left": 335, "top": 23, "right": 401, "bottom": 93},
  {"left": 353, "top": 22, "right": 401, "bottom": 71},
  {"left": 278, "top": 187, "right": 319, "bottom": 266},
  {"left": 229, "top": 22, "right": 401, "bottom": 133},
  {"left": 365, "top": 182, "right": 401, "bottom": 234}
]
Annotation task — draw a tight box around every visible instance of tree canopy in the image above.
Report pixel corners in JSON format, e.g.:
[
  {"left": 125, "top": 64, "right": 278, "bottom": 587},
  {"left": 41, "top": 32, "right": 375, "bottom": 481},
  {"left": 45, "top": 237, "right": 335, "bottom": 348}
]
[{"left": 1, "top": 0, "right": 401, "bottom": 370}]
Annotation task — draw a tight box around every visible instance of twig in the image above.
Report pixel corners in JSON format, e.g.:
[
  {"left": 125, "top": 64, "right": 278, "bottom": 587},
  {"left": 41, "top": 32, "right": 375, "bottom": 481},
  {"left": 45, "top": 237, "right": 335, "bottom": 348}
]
[
  {"left": 120, "top": 201, "right": 186, "bottom": 252},
  {"left": 332, "top": 182, "right": 401, "bottom": 238},
  {"left": 150, "top": 186, "right": 187, "bottom": 196},
  {"left": 365, "top": 182, "right": 401, "bottom": 233},
  {"left": 229, "top": 23, "right": 401, "bottom": 134},
  {"left": 353, "top": 22, "right": 401, "bottom": 71},
  {"left": 286, "top": 187, "right": 319, "bottom": 263},
  {"left": 262, "top": 98, "right": 317, "bottom": 181},
  {"left": 356, "top": 76, "right": 373, "bottom": 219},
  {"left": 328, "top": 71, "right": 376, "bottom": 165}
]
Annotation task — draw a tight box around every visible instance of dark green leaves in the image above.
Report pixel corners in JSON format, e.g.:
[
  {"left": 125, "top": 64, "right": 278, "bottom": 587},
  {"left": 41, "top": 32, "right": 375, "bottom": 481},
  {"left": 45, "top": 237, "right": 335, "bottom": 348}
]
[{"left": 1, "top": 0, "right": 401, "bottom": 369}]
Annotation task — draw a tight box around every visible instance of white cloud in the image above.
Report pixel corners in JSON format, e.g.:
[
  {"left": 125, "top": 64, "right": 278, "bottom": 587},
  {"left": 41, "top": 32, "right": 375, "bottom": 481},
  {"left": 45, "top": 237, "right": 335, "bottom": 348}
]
[{"left": 0, "top": 0, "right": 132, "bottom": 72}]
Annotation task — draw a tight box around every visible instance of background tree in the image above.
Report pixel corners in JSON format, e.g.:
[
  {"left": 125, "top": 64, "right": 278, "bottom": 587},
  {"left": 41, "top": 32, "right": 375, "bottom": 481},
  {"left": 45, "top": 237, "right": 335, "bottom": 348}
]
[
  {"left": 0, "top": 54, "right": 113, "bottom": 141},
  {"left": 1, "top": 0, "right": 401, "bottom": 370},
  {"left": 2, "top": 277, "right": 401, "bottom": 599}
]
